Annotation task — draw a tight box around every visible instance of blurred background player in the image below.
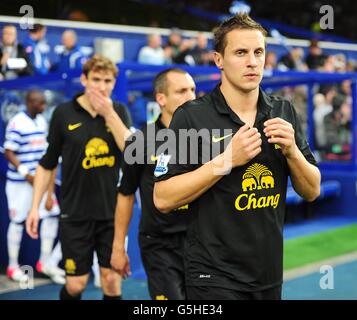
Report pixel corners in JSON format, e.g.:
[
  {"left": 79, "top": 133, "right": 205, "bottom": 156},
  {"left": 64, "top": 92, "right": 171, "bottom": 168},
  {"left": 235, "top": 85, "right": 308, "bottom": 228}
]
[
  {"left": 4, "top": 90, "right": 64, "bottom": 284},
  {"left": 111, "top": 68, "right": 196, "bottom": 300}
]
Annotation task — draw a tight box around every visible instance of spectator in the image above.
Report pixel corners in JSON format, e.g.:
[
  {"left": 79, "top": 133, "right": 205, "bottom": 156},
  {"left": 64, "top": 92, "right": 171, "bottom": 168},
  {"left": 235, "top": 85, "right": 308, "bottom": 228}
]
[
  {"left": 346, "top": 59, "right": 357, "bottom": 72},
  {"left": 313, "top": 93, "right": 332, "bottom": 148},
  {"left": 278, "top": 47, "right": 307, "bottom": 71},
  {"left": 0, "top": 25, "right": 33, "bottom": 80},
  {"left": 305, "top": 40, "right": 326, "bottom": 70},
  {"left": 264, "top": 51, "right": 277, "bottom": 70},
  {"left": 339, "top": 79, "right": 352, "bottom": 97},
  {"left": 53, "top": 30, "right": 87, "bottom": 72},
  {"left": 181, "top": 32, "right": 213, "bottom": 66},
  {"left": 164, "top": 28, "right": 183, "bottom": 63},
  {"left": 138, "top": 33, "right": 168, "bottom": 65},
  {"left": 323, "top": 95, "right": 352, "bottom": 159},
  {"left": 23, "top": 23, "right": 51, "bottom": 75},
  {"left": 164, "top": 28, "right": 196, "bottom": 64}
]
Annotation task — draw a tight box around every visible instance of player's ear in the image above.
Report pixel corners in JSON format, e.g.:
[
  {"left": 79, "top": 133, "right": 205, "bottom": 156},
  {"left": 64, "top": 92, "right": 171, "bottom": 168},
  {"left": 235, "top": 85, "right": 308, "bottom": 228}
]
[
  {"left": 214, "top": 51, "right": 224, "bottom": 70},
  {"left": 155, "top": 92, "right": 166, "bottom": 108},
  {"left": 80, "top": 73, "right": 88, "bottom": 87}
]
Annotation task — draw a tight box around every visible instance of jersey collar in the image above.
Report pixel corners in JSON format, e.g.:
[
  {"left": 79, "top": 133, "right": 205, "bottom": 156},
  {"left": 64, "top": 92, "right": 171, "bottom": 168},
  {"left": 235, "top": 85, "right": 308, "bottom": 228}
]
[{"left": 211, "top": 84, "right": 273, "bottom": 119}]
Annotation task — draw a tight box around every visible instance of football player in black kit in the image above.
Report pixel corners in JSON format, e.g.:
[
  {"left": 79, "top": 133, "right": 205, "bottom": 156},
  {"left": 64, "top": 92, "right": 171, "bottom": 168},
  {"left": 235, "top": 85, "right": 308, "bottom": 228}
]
[
  {"left": 27, "top": 55, "right": 132, "bottom": 300},
  {"left": 154, "top": 14, "right": 321, "bottom": 300},
  {"left": 111, "top": 68, "right": 196, "bottom": 300}
]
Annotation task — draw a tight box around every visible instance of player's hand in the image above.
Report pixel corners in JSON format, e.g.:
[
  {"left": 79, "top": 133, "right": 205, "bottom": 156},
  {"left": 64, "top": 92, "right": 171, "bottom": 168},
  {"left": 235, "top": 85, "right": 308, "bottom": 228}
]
[
  {"left": 45, "top": 194, "right": 54, "bottom": 211},
  {"left": 26, "top": 209, "right": 40, "bottom": 239},
  {"left": 223, "top": 123, "right": 262, "bottom": 169},
  {"left": 25, "top": 174, "right": 34, "bottom": 185},
  {"left": 110, "top": 249, "right": 131, "bottom": 279},
  {"left": 264, "top": 117, "right": 298, "bottom": 159},
  {"left": 87, "top": 89, "right": 115, "bottom": 119}
]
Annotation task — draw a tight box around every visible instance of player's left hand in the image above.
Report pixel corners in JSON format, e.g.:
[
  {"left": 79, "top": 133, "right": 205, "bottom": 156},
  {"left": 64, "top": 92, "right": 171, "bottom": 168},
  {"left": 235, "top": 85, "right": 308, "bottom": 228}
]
[
  {"left": 87, "top": 89, "right": 114, "bottom": 119},
  {"left": 264, "top": 117, "right": 298, "bottom": 159}
]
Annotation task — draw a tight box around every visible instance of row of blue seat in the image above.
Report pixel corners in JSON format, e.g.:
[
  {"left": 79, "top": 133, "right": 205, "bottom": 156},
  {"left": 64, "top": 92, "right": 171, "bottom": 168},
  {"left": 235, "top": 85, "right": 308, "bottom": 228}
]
[{"left": 286, "top": 180, "right": 341, "bottom": 205}]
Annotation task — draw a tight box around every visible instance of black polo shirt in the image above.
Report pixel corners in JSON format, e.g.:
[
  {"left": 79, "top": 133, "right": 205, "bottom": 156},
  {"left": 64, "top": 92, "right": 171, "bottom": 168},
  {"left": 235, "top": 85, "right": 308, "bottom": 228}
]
[
  {"left": 40, "top": 95, "right": 132, "bottom": 221},
  {"left": 155, "top": 85, "right": 317, "bottom": 292},
  {"left": 118, "top": 116, "right": 190, "bottom": 236}
]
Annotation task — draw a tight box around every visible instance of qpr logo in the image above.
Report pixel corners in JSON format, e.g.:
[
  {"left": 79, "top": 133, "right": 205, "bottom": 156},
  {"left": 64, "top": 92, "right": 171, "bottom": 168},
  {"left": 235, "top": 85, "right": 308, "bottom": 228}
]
[
  {"left": 154, "top": 154, "right": 171, "bottom": 177},
  {"left": 0, "top": 92, "right": 25, "bottom": 124}
]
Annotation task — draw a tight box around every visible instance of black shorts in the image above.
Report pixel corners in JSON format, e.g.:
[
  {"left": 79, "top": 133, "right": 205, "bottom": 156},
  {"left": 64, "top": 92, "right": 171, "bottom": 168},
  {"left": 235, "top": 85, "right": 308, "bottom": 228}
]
[
  {"left": 60, "top": 220, "right": 114, "bottom": 276},
  {"left": 186, "top": 285, "right": 282, "bottom": 300},
  {"left": 139, "top": 232, "right": 186, "bottom": 300}
]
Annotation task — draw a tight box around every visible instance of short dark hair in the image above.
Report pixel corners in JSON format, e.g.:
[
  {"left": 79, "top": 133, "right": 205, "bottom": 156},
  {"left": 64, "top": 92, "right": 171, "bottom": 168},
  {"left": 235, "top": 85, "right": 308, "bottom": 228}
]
[
  {"left": 29, "top": 23, "right": 45, "bottom": 34},
  {"left": 214, "top": 13, "right": 267, "bottom": 54},
  {"left": 153, "top": 68, "right": 188, "bottom": 95},
  {"left": 26, "top": 89, "right": 44, "bottom": 102}
]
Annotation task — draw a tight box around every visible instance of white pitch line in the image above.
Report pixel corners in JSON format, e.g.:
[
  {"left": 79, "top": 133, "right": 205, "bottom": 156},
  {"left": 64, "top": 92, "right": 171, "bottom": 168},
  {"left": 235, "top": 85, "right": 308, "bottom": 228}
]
[{"left": 283, "top": 251, "right": 357, "bottom": 281}]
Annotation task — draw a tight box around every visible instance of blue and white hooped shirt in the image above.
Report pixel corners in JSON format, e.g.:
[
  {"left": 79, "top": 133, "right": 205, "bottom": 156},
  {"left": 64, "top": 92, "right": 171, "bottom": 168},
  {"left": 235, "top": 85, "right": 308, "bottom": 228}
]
[{"left": 4, "top": 111, "right": 48, "bottom": 182}]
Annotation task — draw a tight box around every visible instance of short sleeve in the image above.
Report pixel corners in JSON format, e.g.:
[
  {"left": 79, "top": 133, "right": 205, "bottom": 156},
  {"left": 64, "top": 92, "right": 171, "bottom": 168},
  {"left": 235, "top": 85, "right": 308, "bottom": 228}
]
[
  {"left": 116, "top": 103, "right": 133, "bottom": 129},
  {"left": 154, "top": 107, "right": 197, "bottom": 182},
  {"left": 39, "top": 107, "right": 63, "bottom": 170},
  {"left": 4, "top": 119, "right": 22, "bottom": 151},
  {"left": 118, "top": 132, "right": 145, "bottom": 195},
  {"left": 290, "top": 102, "right": 318, "bottom": 167}
]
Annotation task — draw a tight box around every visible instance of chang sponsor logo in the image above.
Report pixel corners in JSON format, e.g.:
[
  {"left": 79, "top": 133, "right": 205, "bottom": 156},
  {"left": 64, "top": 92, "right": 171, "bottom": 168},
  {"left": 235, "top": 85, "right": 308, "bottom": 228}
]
[
  {"left": 82, "top": 138, "right": 115, "bottom": 170},
  {"left": 235, "top": 163, "right": 280, "bottom": 211}
]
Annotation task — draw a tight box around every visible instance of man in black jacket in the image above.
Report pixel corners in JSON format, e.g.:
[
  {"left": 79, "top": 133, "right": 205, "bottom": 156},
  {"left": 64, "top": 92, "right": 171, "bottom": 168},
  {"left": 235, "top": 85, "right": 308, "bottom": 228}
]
[{"left": 0, "top": 25, "right": 33, "bottom": 80}]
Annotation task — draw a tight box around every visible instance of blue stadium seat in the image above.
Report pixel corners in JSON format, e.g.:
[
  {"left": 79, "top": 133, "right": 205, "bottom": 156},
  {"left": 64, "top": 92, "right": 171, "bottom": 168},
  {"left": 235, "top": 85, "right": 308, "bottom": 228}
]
[{"left": 286, "top": 180, "right": 341, "bottom": 205}]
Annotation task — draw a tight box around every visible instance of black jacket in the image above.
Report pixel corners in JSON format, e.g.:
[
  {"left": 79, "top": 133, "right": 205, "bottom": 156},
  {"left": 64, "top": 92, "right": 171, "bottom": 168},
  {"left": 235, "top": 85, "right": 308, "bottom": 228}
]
[{"left": 0, "top": 43, "right": 33, "bottom": 78}]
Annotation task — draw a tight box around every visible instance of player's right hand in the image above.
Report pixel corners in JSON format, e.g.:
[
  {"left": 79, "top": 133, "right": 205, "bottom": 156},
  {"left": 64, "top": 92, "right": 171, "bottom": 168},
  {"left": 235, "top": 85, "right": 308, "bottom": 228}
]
[
  {"left": 25, "top": 174, "right": 34, "bottom": 185},
  {"left": 110, "top": 250, "right": 131, "bottom": 279},
  {"left": 26, "top": 209, "right": 40, "bottom": 239},
  {"left": 224, "top": 123, "right": 262, "bottom": 168}
]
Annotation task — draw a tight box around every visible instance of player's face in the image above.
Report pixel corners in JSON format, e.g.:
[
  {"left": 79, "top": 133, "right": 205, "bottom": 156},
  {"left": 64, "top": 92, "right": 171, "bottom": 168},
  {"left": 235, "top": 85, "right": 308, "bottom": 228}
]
[
  {"left": 27, "top": 92, "right": 46, "bottom": 114},
  {"left": 81, "top": 70, "right": 116, "bottom": 97},
  {"left": 160, "top": 72, "right": 196, "bottom": 116},
  {"left": 214, "top": 29, "right": 265, "bottom": 93}
]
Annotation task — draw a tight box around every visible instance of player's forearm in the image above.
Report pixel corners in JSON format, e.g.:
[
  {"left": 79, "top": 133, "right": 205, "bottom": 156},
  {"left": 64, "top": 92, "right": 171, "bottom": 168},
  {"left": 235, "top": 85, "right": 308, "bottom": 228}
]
[
  {"left": 104, "top": 111, "right": 131, "bottom": 152},
  {"left": 112, "top": 193, "right": 135, "bottom": 252},
  {"left": 287, "top": 149, "right": 321, "bottom": 202},
  {"left": 47, "top": 167, "right": 57, "bottom": 195},
  {"left": 4, "top": 149, "right": 21, "bottom": 168},
  {"left": 31, "top": 165, "right": 53, "bottom": 210},
  {"left": 154, "top": 154, "right": 227, "bottom": 213}
]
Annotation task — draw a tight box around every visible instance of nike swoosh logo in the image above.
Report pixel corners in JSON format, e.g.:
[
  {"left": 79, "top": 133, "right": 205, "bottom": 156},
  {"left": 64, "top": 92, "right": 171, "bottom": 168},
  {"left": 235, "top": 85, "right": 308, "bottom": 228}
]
[
  {"left": 212, "top": 133, "right": 233, "bottom": 143},
  {"left": 68, "top": 123, "right": 82, "bottom": 131},
  {"left": 151, "top": 155, "right": 159, "bottom": 162}
]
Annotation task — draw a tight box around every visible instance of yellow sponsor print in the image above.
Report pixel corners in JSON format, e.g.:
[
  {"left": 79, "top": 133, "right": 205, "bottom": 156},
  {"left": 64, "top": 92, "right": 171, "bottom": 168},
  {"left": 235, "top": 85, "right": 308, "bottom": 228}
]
[
  {"left": 65, "top": 259, "right": 76, "bottom": 274},
  {"left": 155, "top": 295, "right": 168, "bottom": 300},
  {"left": 212, "top": 133, "right": 233, "bottom": 143},
  {"left": 150, "top": 154, "right": 159, "bottom": 162},
  {"left": 175, "top": 204, "right": 189, "bottom": 211},
  {"left": 82, "top": 137, "right": 115, "bottom": 169},
  {"left": 68, "top": 122, "right": 82, "bottom": 131},
  {"left": 235, "top": 163, "right": 280, "bottom": 212}
]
